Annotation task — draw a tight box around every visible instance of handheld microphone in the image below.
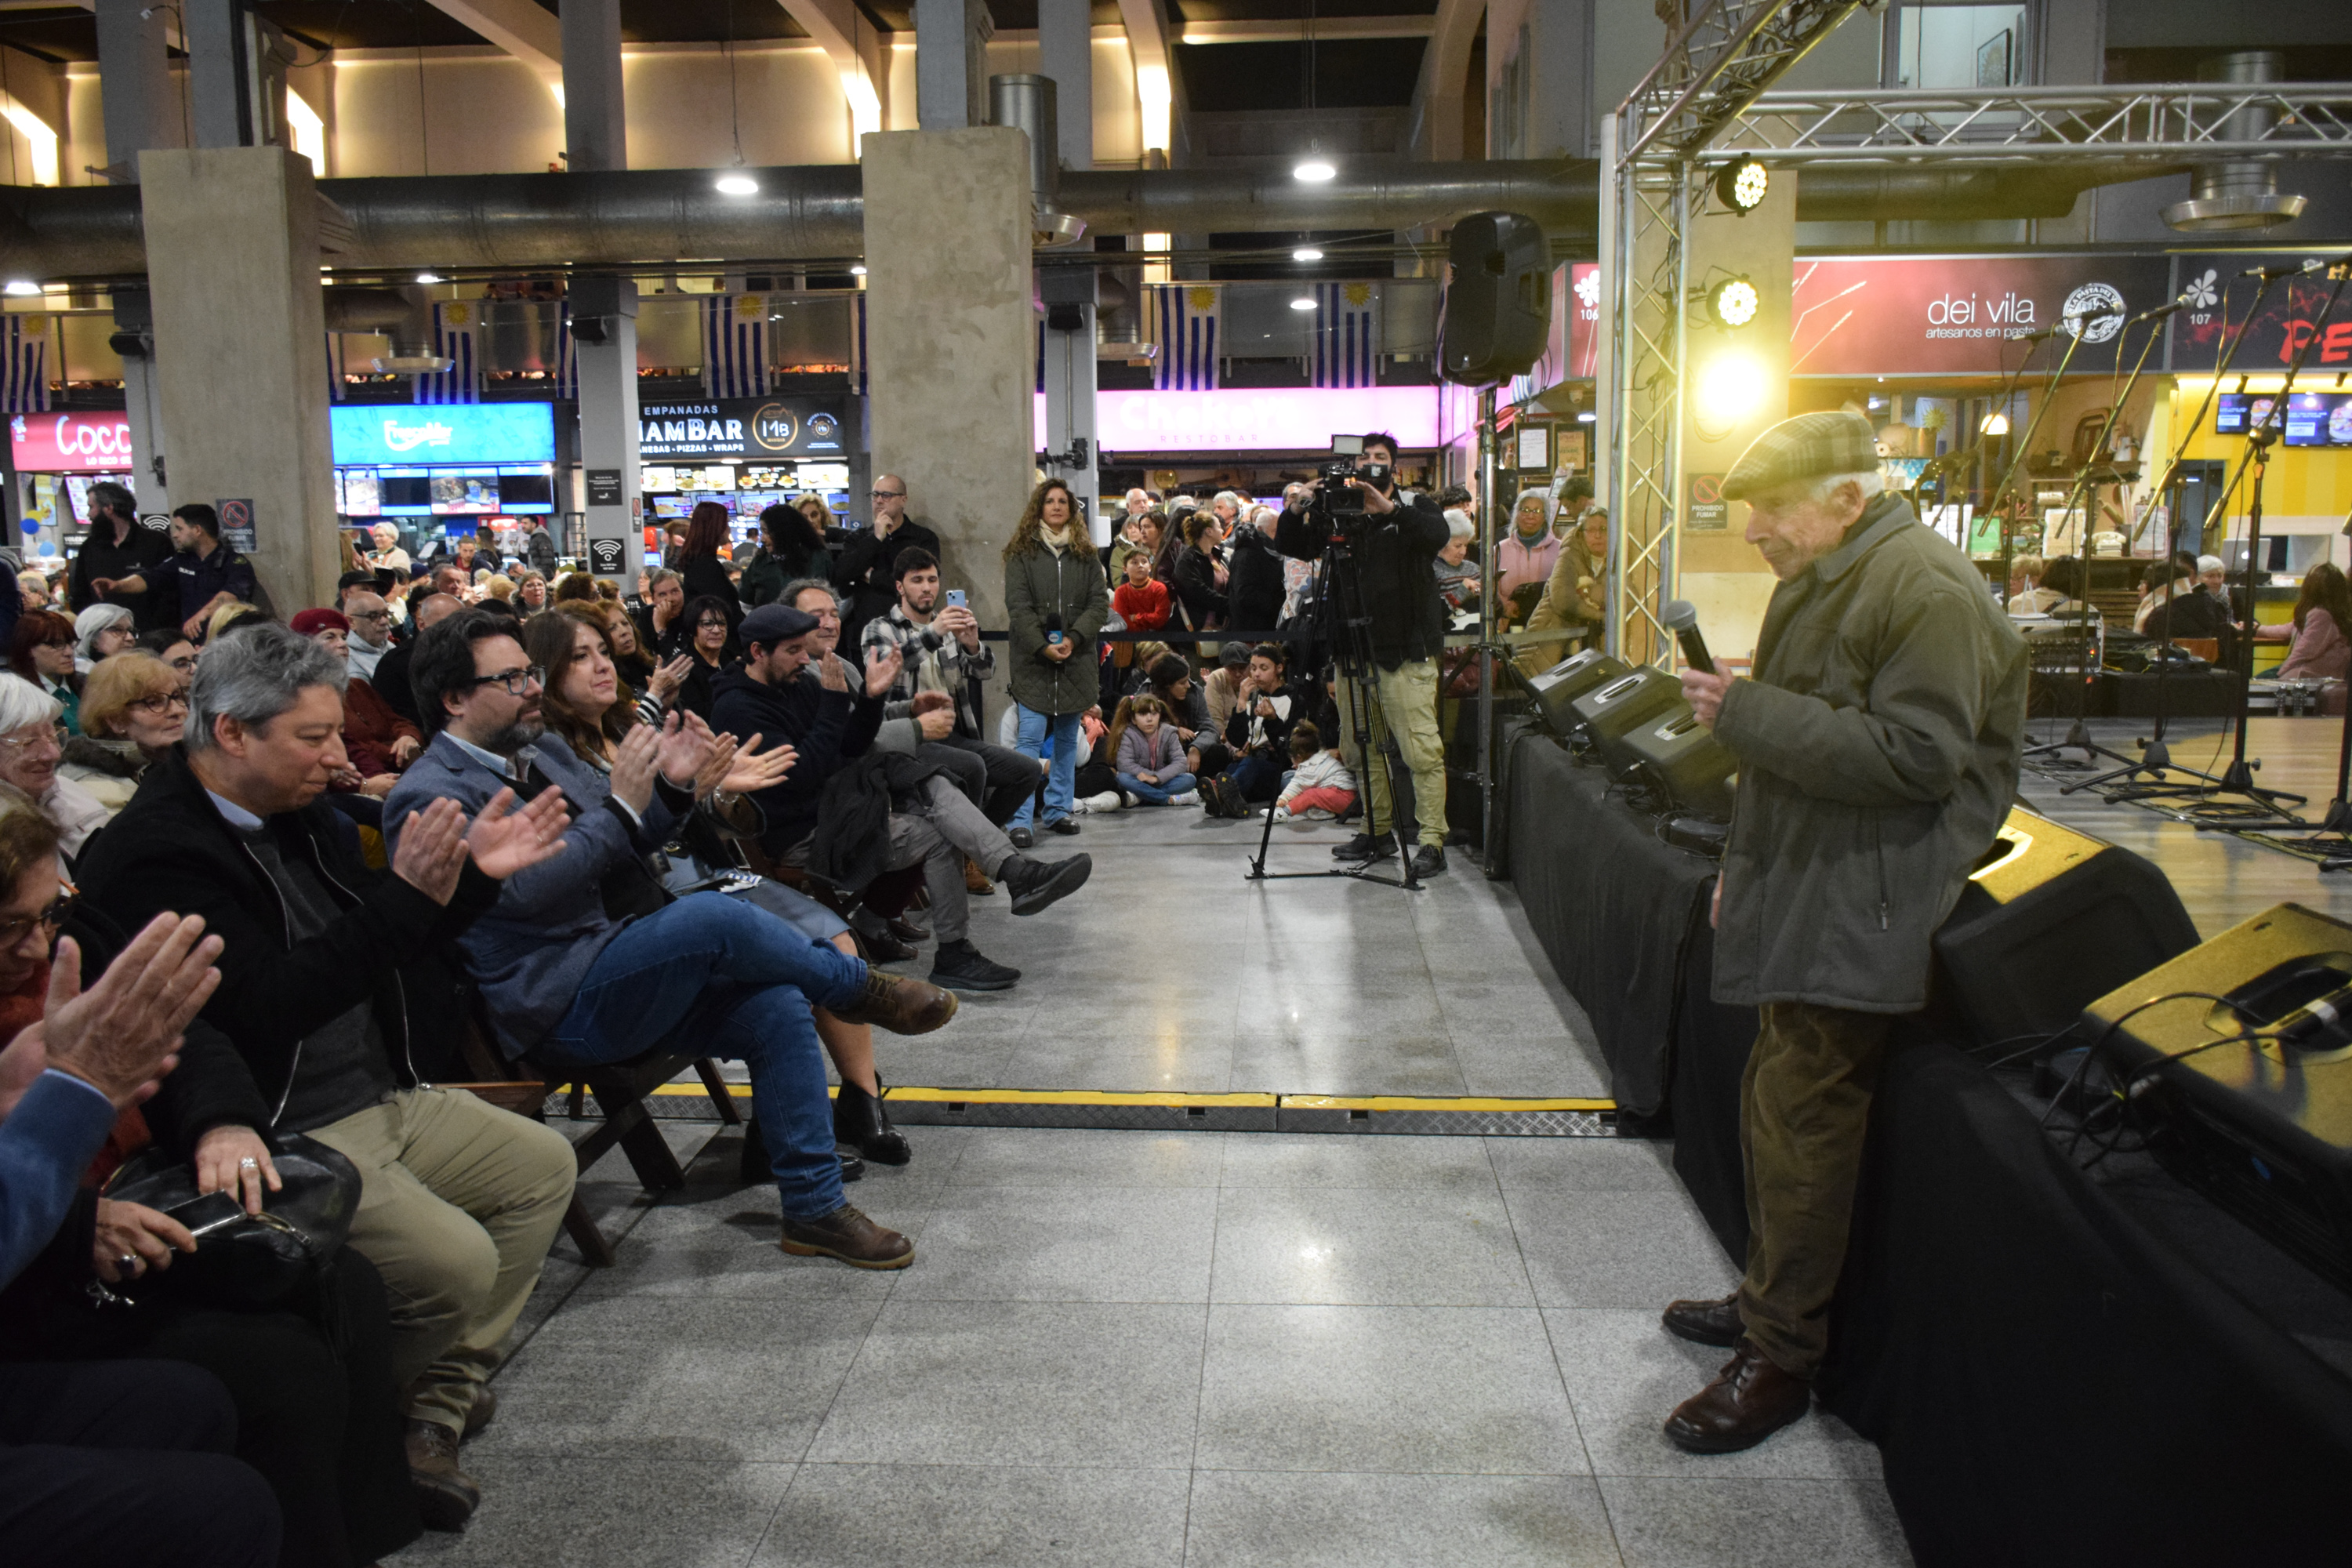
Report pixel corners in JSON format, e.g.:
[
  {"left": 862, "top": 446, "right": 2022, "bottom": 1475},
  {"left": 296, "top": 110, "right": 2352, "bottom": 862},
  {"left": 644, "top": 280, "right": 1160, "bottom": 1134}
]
[
  {"left": 1663, "top": 599, "right": 1715, "bottom": 675},
  {"left": 2129, "top": 295, "right": 2191, "bottom": 325},
  {"left": 2241, "top": 260, "right": 2322, "bottom": 281}
]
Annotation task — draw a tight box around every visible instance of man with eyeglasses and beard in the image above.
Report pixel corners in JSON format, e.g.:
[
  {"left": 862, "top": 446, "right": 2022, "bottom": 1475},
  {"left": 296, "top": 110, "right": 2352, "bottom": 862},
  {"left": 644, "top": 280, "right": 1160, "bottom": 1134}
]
[{"left": 833, "top": 474, "right": 941, "bottom": 651}]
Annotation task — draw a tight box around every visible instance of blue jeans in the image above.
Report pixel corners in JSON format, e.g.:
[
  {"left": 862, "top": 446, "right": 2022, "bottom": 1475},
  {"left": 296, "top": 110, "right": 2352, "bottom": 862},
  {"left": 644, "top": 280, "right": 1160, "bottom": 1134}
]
[
  {"left": 1116, "top": 769, "right": 1196, "bottom": 805},
  {"left": 540, "top": 892, "right": 866, "bottom": 1220},
  {"left": 1220, "top": 750, "right": 1284, "bottom": 803},
  {"left": 1011, "top": 704, "right": 1084, "bottom": 829}
]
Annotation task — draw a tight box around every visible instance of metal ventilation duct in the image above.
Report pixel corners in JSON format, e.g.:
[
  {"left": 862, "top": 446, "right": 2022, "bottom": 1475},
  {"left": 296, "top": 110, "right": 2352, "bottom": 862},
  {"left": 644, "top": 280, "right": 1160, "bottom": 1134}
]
[
  {"left": 0, "top": 158, "right": 2203, "bottom": 282},
  {"left": 2164, "top": 52, "right": 2309, "bottom": 233},
  {"left": 989, "top": 74, "right": 1085, "bottom": 248}
]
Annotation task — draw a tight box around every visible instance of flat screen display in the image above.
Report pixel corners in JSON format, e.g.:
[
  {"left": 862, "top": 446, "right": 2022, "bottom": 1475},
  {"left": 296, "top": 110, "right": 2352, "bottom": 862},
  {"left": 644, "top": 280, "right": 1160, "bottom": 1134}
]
[
  {"left": 377, "top": 472, "right": 434, "bottom": 514},
  {"left": 2214, "top": 393, "right": 2250, "bottom": 434},
  {"left": 430, "top": 470, "right": 500, "bottom": 514},
  {"left": 2282, "top": 391, "right": 2352, "bottom": 448},
  {"left": 339, "top": 470, "right": 381, "bottom": 517},
  {"left": 649, "top": 494, "right": 693, "bottom": 520},
  {"left": 495, "top": 470, "right": 554, "bottom": 513}
]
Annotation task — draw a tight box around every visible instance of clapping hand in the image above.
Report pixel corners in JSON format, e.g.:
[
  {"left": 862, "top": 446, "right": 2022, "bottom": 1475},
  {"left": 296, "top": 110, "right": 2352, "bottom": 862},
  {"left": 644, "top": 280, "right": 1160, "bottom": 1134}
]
[
  {"left": 654, "top": 710, "right": 716, "bottom": 788},
  {"left": 718, "top": 735, "right": 796, "bottom": 796},
  {"left": 42, "top": 915, "right": 223, "bottom": 1110},
  {"left": 609, "top": 722, "right": 661, "bottom": 814},
  {"left": 466, "top": 786, "right": 570, "bottom": 880},
  {"left": 815, "top": 651, "right": 851, "bottom": 693},
  {"left": 648, "top": 655, "right": 694, "bottom": 706},
  {"left": 391, "top": 798, "right": 470, "bottom": 904},
  {"left": 864, "top": 644, "right": 904, "bottom": 697}
]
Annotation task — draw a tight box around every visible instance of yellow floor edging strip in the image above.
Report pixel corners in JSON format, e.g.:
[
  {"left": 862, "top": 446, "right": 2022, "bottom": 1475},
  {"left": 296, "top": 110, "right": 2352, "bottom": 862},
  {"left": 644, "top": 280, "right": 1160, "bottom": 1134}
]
[{"left": 639, "top": 1083, "right": 1618, "bottom": 1112}]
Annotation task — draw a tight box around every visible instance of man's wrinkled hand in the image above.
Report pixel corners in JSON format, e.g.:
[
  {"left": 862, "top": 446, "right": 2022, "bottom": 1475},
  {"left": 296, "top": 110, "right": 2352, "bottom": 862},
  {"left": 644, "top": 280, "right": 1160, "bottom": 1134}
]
[
  {"left": 466, "top": 786, "right": 570, "bottom": 880},
  {"left": 1679, "top": 668, "right": 1733, "bottom": 729},
  {"left": 44, "top": 916, "right": 222, "bottom": 1109}
]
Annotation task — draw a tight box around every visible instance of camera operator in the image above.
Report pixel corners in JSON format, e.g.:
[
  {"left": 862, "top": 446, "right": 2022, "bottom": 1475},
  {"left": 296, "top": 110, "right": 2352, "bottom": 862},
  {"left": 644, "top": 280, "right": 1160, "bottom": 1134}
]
[{"left": 1273, "top": 432, "right": 1453, "bottom": 876}]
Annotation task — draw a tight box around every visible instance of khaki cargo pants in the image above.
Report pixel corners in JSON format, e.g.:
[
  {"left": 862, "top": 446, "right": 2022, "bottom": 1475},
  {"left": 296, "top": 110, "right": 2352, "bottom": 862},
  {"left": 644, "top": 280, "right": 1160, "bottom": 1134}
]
[{"left": 1341, "top": 659, "right": 1448, "bottom": 848}]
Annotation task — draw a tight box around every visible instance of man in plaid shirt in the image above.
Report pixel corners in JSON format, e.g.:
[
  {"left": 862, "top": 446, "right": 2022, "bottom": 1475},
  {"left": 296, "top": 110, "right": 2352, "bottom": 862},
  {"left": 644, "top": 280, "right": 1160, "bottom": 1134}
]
[{"left": 858, "top": 546, "right": 1037, "bottom": 826}]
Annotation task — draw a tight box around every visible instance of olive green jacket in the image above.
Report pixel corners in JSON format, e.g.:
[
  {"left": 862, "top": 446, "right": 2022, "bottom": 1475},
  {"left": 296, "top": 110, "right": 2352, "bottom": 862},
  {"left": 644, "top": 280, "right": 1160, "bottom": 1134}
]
[
  {"left": 1004, "top": 538, "right": 1109, "bottom": 716},
  {"left": 1711, "top": 492, "right": 2027, "bottom": 1013}
]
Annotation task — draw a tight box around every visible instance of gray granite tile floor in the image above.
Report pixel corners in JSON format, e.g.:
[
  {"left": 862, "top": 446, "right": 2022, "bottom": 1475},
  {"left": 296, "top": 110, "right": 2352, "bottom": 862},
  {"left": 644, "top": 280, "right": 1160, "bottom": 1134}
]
[{"left": 394, "top": 1127, "right": 1911, "bottom": 1566}]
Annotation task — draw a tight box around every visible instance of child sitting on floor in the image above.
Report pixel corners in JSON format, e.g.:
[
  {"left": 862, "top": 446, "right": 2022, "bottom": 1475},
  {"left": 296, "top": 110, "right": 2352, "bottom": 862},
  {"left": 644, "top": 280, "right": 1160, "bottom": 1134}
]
[
  {"left": 1272, "top": 721, "right": 1358, "bottom": 820},
  {"left": 1107, "top": 694, "right": 1200, "bottom": 806}
]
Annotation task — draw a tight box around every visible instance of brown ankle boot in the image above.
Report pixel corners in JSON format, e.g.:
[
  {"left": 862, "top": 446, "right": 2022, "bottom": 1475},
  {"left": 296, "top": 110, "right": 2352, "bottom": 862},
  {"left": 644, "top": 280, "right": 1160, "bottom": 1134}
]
[
  {"left": 829, "top": 970, "right": 958, "bottom": 1035},
  {"left": 1663, "top": 1338, "right": 1812, "bottom": 1454},
  {"left": 964, "top": 855, "right": 996, "bottom": 895},
  {"left": 405, "top": 1417, "right": 481, "bottom": 1530},
  {"left": 1661, "top": 1292, "right": 1744, "bottom": 1348},
  {"left": 780, "top": 1204, "right": 914, "bottom": 1269}
]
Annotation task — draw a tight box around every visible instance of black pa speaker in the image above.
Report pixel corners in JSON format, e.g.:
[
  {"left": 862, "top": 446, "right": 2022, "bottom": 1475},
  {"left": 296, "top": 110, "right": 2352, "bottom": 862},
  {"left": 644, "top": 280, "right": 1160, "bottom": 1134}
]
[
  {"left": 1932, "top": 806, "right": 2198, "bottom": 1048},
  {"left": 1439, "top": 211, "right": 1552, "bottom": 384},
  {"left": 1524, "top": 649, "right": 1628, "bottom": 736},
  {"left": 1613, "top": 707, "right": 1737, "bottom": 822},
  {"left": 1568, "top": 668, "right": 1685, "bottom": 753},
  {"left": 2083, "top": 902, "right": 2352, "bottom": 1292}
]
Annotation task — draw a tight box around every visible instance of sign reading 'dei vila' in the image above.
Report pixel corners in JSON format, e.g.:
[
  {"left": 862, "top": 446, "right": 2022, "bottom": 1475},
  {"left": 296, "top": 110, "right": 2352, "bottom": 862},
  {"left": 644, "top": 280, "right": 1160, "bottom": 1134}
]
[
  {"left": 1791, "top": 255, "right": 2171, "bottom": 377},
  {"left": 637, "top": 398, "right": 848, "bottom": 461}
]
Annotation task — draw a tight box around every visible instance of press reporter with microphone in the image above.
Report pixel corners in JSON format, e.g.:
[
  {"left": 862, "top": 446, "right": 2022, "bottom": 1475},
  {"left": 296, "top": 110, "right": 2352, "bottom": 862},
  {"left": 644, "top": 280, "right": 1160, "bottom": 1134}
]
[{"left": 1657, "top": 411, "right": 2028, "bottom": 1454}]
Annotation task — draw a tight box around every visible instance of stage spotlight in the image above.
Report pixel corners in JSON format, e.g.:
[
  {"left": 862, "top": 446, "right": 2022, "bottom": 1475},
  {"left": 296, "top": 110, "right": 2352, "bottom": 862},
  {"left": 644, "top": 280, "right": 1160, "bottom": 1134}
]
[
  {"left": 714, "top": 172, "right": 760, "bottom": 196},
  {"left": 1981, "top": 411, "right": 2011, "bottom": 436},
  {"left": 1714, "top": 158, "right": 1769, "bottom": 213},
  {"left": 1708, "top": 276, "right": 1759, "bottom": 328},
  {"left": 1293, "top": 159, "right": 1335, "bottom": 183},
  {"left": 1695, "top": 350, "right": 1769, "bottom": 427}
]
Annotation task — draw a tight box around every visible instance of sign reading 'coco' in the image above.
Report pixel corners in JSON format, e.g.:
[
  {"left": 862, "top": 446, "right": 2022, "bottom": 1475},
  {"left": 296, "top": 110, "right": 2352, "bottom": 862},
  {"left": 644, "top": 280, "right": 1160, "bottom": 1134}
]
[{"left": 10, "top": 412, "right": 134, "bottom": 470}]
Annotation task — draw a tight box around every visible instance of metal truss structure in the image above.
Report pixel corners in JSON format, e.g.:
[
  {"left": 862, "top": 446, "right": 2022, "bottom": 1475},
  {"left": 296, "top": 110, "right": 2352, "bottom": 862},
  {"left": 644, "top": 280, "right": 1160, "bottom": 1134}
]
[{"left": 1601, "top": 5, "right": 2352, "bottom": 663}]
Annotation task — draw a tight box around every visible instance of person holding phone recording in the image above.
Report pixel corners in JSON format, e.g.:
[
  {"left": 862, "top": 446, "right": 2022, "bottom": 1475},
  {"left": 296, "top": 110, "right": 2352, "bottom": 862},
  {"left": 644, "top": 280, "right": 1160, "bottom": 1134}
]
[{"left": 860, "top": 549, "right": 1033, "bottom": 830}]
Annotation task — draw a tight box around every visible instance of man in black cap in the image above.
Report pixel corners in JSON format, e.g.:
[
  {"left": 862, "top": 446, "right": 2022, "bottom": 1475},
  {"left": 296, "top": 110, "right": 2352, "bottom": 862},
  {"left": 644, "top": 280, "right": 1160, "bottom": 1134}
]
[
  {"left": 1659, "top": 410, "right": 2026, "bottom": 1452},
  {"left": 711, "top": 601, "right": 1090, "bottom": 993}
]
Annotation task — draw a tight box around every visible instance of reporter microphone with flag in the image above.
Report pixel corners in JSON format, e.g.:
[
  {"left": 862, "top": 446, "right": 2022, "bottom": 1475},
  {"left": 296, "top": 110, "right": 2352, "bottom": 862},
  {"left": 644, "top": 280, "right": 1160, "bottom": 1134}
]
[{"left": 1663, "top": 600, "right": 1715, "bottom": 675}]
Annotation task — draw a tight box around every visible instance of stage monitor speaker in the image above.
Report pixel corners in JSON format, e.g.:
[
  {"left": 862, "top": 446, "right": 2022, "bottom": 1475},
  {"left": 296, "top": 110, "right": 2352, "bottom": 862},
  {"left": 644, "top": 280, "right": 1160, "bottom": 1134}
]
[
  {"left": 1613, "top": 707, "right": 1737, "bottom": 822},
  {"left": 2083, "top": 902, "right": 2352, "bottom": 1293},
  {"left": 1567, "top": 667, "right": 1686, "bottom": 753},
  {"left": 1525, "top": 649, "right": 1628, "bottom": 735},
  {"left": 1933, "top": 806, "right": 2198, "bottom": 1049},
  {"left": 1439, "top": 212, "right": 1552, "bottom": 384}
]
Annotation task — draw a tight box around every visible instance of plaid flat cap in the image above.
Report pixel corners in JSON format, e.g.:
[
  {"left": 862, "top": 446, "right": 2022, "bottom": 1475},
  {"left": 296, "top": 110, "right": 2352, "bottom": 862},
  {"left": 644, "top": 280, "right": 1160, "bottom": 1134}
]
[{"left": 1719, "top": 411, "right": 1880, "bottom": 501}]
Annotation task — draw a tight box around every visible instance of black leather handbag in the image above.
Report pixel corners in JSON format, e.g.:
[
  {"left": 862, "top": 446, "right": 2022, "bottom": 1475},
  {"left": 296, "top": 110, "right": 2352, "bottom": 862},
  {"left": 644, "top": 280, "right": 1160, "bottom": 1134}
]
[{"left": 100, "top": 1133, "right": 363, "bottom": 1308}]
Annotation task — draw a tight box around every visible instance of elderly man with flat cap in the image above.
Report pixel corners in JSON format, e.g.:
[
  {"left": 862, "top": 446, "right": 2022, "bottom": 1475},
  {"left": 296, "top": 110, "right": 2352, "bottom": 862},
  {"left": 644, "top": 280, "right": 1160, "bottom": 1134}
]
[{"left": 1660, "top": 410, "right": 2027, "bottom": 1452}]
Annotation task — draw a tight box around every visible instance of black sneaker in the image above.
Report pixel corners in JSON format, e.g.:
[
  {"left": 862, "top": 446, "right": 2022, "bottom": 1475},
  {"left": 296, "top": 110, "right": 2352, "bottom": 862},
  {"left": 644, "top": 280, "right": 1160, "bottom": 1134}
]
[
  {"left": 1046, "top": 816, "right": 1081, "bottom": 836},
  {"left": 1334, "top": 833, "right": 1399, "bottom": 862},
  {"left": 1008, "top": 826, "right": 1035, "bottom": 850},
  {"left": 1000, "top": 853, "right": 1094, "bottom": 916},
  {"left": 930, "top": 938, "right": 1020, "bottom": 991},
  {"left": 1410, "top": 844, "right": 1447, "bottom": 877}
]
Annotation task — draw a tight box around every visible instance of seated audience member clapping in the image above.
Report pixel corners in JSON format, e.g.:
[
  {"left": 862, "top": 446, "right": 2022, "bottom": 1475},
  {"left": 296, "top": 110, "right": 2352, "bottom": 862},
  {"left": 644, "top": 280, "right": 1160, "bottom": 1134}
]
[
  {"left": 75, "top": 624, "right": 582, "bottom": 1533},
  {"left": 1200, "top": 644, "right": 1299, "bottom": 818},
  {"left": 1272, "top": 721, "right": 1358, "bottom": 821},
  {"left": 0, "top": 856, "right": 290, "bottom": 1568},
  {"left": 0, "top": 804, "right": 426, "bottom": 1566},
  {"left": 387, "top": 610, "right": 953, "bottom": 1269},
  {"left": 0, "top": 673, "right": 112, "bottom": 862},
  {"left": 521, "top": 607, "right": 912, "bottom": 1167},
  {"left": 293, "top": 608, "right": 422, "bottom": 798},
  {"left": 60, "top": 652, "right": 187, "bottom": 813},
  {"left": 1107, "top": 695, "right": 1198, "bottom": 807},
  {"left": 710, "top": 601, "right": 1094, "bottom": 995}
]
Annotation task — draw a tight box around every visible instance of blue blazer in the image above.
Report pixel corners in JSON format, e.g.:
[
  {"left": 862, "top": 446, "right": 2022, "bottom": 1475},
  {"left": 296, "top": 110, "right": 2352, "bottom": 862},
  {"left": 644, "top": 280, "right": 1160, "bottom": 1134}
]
[{"left": 384, "top": 731, "right": 685, "bottom": 1059}]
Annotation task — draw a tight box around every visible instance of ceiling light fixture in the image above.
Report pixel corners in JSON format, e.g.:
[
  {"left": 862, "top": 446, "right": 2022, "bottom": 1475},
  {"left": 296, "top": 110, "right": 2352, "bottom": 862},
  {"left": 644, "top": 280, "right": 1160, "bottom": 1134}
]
[
  {"left": 1293, "top": 159, "right": 1335, "bottom": 183},
  {"left": 1290, "top": 296, "right": 1318, "bottom": 311},
  {"left": 849, "top": 264, "right": 868, "bottom": 277},
  {"left": 2, "top": 280, "right": 38, "bottom": 296},
  {"left": 1293, "top": 247, "right": 1324, "bottom": 263},
  {"left": 415, "top": 272, "right": 443, "bottom": 285},
  {"left": 1981, "top": 411, "right": 2011, "bottom": 436},
  {"left": 714, "top": 172, "right": 760, "bottom": 197},
  {"left": 1714, "top": 158, "right": 1769, "bottom": 214}
]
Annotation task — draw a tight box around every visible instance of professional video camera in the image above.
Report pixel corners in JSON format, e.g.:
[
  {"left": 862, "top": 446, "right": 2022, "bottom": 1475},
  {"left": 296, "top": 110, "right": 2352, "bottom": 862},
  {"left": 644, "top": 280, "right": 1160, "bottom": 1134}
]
[{"left": 1309, "top": 435, "right": 1393, "bottom": 524}]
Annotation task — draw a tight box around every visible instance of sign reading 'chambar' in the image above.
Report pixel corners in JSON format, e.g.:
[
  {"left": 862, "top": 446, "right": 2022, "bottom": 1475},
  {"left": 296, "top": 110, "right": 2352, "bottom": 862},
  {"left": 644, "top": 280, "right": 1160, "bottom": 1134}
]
[{"left": 637, "top": 397, "right": 847, "bottom": 460}]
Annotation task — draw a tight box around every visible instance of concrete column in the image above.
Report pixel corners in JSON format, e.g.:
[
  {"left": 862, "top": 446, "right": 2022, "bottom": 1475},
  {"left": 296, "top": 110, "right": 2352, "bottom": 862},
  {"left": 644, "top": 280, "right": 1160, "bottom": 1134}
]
[
  {"left": 561, "top": 0, "right": 628, "bottom": 172},
  {"left": 572, "top": 274, "right": 644, "bottom": 586},
  {"left": 862, "top": 127, "right": 1033, "bottom": 648},
  {"left": 94, "top": 0, "right": 177, "bottom": 174},
  {"left": 1036, "top": 0, "right": 1093, "bottom": 169},
  {"left": 915, "top": 0, "right": 993, "bottom": 131},
  {"left": 140, "top": 147, "right": 336, "bottom": 615},
  {"left": 96, "top": 0, "right": 180, "bottom": 513}
]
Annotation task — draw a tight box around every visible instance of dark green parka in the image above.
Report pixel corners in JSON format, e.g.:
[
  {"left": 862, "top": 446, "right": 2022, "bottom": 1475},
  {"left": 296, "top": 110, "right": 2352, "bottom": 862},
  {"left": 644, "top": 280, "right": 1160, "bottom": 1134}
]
[{"left": 1004, "top": 534, "right": 1109, "bottom": 716}]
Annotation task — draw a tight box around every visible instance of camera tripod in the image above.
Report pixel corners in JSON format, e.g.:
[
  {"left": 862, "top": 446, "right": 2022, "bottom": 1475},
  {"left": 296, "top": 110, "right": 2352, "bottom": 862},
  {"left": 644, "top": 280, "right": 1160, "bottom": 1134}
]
[{"left": 1246, "top": 524, "right": 1423, "bottom": 891}]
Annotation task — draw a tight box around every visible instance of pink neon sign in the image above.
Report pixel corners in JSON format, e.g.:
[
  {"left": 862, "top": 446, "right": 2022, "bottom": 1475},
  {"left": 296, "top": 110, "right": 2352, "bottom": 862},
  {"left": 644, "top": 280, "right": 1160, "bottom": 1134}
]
[{"left": 1033, "top": 386, "right": 1441, "bottom": 453}]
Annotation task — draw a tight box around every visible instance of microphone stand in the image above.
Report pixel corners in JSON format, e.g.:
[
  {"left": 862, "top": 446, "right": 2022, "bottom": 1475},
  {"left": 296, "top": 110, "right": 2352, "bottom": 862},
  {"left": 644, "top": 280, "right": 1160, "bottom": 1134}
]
[
  {"left": 2119, "top": 263, "right": 2350, "bottom": 824},
  {"left": 2026, "top": 308, "right": 2169, "bottom": 774},
  {"left": 2071, "top": 271, "right": 2287, "bottom": 797}
]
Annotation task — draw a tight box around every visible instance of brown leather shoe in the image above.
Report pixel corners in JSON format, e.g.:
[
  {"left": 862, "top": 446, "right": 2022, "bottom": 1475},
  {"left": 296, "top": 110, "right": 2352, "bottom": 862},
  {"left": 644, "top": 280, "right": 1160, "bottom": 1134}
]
[
  {"left": 780, "top": 1204, "right": 914, "bottom": 1269},
  {"left": 1663, "top": 1338, "right": 1812, "bottom": 1454},
  {"left": 829, "top": 970, "right": 958, "bottom": 1035},
  {"left": 405, "top": 1417, "right": 481, "bottom": 1530},
  {"left": 1661, "top": 1292, "right": 1744, "bottom": 1348},
  {"left": 965, "top": 855, "right": 996, "bottom": 895},
  {"left": 461, "top": 1385, "right": 495, "bottom": 1441}
]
